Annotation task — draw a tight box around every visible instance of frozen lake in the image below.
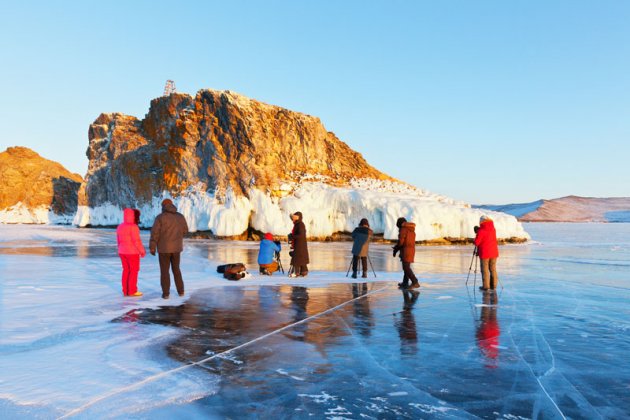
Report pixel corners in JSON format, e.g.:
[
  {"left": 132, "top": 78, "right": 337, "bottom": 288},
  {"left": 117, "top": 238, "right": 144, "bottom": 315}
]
[{"left": 0, "top": 223, "right": 629, "bottom": 419}]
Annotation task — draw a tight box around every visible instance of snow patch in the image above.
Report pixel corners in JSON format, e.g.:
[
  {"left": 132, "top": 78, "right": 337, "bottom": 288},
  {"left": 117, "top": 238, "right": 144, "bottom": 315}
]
[{"left": 74, "top": 179, "right": 529, "bottom": 241}]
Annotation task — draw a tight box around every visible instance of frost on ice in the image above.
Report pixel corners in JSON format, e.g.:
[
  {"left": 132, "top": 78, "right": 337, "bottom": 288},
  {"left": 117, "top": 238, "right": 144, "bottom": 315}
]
[{"left": 72, "top": 178, "right": 529, "bottom": 241}]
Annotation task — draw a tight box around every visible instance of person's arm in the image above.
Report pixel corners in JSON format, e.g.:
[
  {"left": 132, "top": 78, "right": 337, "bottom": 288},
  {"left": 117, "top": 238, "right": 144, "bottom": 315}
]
[
  {"left": 272, "top": 241, "right": 281, "bottom": 252},
  {"left": 132, "top": 225, "right": 146, "bottom": 257},
  {"left": 292, "top": 222, "right": 305, "bottom": 239},
  {"left": 149, "top": 217, "right": 160, "bottom": 255},
  {"left": 393, "top": 228, "right": 405, "bottom": 256},
  {"left": 474, "top": 230, "right": 485, "bottom": 247}
]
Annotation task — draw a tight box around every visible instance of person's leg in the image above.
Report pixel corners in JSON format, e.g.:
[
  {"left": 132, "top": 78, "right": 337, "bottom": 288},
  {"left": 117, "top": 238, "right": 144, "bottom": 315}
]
[
  {"left": 158, "top": 253, "right": 172, "bottom": 298},
  {"left": 480, "top": 258, "right": 490, "bottom": 289},
  {"left": 299, "top": 265, "right": 308, "bottom": 276},
  {"left": 268, "top": 261, "right": 279, "bottom": 274},
  {"left": 120, "top": 254, "right": 130, "bottom": 295},
  {"left": 171, "top": 253, "right": 184, "bottom": 295},
  {"left": 400, "top": 262, "right": 410, "bottom": 287},
  {"left": 361, "top": 257, "right": 368, "bottom": 278},
  {"left": 128, "top": 254, "right": 140, "bottom": 295},
  {"left": 352, "top": 255, "right": 359, "bottom": 278},
  {"left": 489, "top": 258, "right": 498, "bottom": 289}
]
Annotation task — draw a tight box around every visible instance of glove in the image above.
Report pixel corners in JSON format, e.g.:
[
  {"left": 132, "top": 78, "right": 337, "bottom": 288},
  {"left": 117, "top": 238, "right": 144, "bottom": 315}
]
[
  {"left": 150, "top": 249, "right": 156, "bottom": 256},
  {"left": 392, "top": 247, "right": 398, "bottom": 257},
  {"left": 140, "top": 250, "right": 146, "bottom": 258}
]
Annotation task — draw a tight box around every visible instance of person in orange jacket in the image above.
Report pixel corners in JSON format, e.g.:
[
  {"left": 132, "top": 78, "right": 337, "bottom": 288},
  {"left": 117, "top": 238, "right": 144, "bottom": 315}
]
[
  {"left": 393, "top": 217, "right": 420, "bottom": 289},
  {"left": 474, "top": 215, "right": 499, "bottom": 290},
  {"left": 116, "top": 208, "right": 146, "bottom": 296}
]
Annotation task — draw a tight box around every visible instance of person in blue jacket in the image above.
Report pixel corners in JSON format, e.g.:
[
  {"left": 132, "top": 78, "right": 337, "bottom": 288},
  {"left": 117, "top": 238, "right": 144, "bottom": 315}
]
[{"left": 258, "top": 232, "right": 281, "bottom": 275}]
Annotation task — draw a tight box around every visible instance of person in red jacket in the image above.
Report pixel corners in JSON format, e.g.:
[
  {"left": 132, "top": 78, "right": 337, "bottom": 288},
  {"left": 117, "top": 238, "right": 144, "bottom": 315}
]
[
  {"left": 393, "top": 217, "right": 420, "bottom": 289},
  {"left": 116, "top": 208, "right": 146, "bottom": 296},
  {"left": 474, "top": 215, "right": 499, "bottom": 290}
]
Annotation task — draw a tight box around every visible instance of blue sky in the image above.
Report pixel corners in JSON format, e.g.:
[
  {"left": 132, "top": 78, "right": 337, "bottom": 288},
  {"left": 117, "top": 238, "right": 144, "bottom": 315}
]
[{"left": 1, "top": 1, "right": 629, "bottom": 203}]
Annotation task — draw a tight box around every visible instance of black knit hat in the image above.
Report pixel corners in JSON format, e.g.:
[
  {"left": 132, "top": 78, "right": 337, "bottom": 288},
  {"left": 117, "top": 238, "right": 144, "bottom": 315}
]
[
  {"left": 396, "top": 217, "right": 407, "bottom": 228},
  {"left": 359, "top": 218, "right": 369, "bottom": 227}
]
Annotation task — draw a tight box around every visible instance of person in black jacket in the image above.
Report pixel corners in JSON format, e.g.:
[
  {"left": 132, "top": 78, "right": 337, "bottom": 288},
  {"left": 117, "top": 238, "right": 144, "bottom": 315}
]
[
  {"left": 288, "top": 211, "right": 309, "bottom": 277},
  {"left": 351, "top": 218, "right": 373, "bottom": 278}
]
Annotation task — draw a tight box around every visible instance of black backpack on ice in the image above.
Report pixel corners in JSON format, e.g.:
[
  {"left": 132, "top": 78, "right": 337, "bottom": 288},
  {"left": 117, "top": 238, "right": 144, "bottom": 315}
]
[{"left": 217, "top": 263, "right": 247, "bottom": 280}]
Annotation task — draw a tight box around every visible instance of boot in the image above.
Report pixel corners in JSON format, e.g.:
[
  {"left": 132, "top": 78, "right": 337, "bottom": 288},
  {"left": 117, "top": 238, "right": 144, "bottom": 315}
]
[
  {"left": 362, "top": 271, "right": 368, "bottom": 278},
  {"left": 351, "top": 271, "right": 357, "bottom": 279},
  {"left": 408, "top": 282, "right": 420, "bottom": 289}
]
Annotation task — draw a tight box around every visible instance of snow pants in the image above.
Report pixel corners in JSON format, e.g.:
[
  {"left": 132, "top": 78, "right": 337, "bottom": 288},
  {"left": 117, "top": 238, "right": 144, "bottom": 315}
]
[
  {"left": 159, "top": 252, "right": 184, "bottom": 297},
  {"left": 480, "top": 258, "right": 498, "bottom": 289},
  {"left": 119, "top": 254, "right": 140, "bottom": 296},
  {"left": 401, "top": 261, "right": 418, "bottom": 287},
  {"left": 259, "top": 261, "right": 279, "bottom": 275}
]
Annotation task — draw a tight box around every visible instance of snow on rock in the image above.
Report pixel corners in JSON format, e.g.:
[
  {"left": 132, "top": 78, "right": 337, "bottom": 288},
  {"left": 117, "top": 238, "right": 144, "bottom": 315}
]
[
  {"left": 0, "top": 203, "right": 75, "bottom": 225},
  {"left": 74, "top": 179, "right": 529, "bottom": 241},
  {"left": 73, "top": 89, "right": 529, "bottom": 241}
]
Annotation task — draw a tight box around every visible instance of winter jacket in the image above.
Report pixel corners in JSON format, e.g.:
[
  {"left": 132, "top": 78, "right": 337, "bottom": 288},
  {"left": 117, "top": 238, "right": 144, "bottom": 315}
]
[
  {"left": 474, "top": 220, "right": 499, "bottom": 259},
  {"left": 149, "top": 203, "right": 189, "bottom": 254},
  {"left": 351, "top": 226, "right": 373, "bottom": 257},
  {"left": 117, "top": 208, "right": 146, "bottom": 256},
  {"left": 258, "top": 239, "right": 281, "bottom": 265},
  {"left": 290, "top": 218, "right": 310, "bottom": 266},
  {"left": 394, "top": 222, "right": 416, "bottom": 263}
]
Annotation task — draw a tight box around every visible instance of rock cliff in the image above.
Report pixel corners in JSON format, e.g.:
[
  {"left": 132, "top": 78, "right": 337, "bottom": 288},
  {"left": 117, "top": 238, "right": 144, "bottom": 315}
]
[
  {"left": 0, "top": 147, "right": 83, "bottom": 223},
  {"left": 76, "top": 89, "right": 529, "bottom": 242}
]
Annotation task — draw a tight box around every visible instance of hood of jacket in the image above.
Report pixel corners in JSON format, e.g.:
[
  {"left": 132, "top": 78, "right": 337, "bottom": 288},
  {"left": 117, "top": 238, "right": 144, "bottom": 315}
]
[
  {"left": 479, "top": 220, "right": 495, "bottom": 231},
  {"left": 354, "top": 226, "right": 372, "bottom": 235},
  {"left": 402, "top": 222, "right": 416, "bottom": 232},
  {"left": 162, "top": 203, "right": 178, "bottom": 214},
  {"left": 123, "top": 208, "right": 136, "bottom": 224}
]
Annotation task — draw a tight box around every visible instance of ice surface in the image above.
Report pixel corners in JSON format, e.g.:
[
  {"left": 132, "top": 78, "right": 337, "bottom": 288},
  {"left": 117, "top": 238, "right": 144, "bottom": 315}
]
[
  {"left": 0, "top": 223, "right": 629, "bottom": 418},
  {"left": 72, "top": 180, "right": 529, "bottom": 240}
]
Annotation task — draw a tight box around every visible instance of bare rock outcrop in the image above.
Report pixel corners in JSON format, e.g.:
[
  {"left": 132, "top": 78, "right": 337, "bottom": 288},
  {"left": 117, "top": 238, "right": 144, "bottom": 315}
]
[
  {"left": 0, "top": 147, "right": 83, "bottom": 223},
  {"left": 76, "top": 89, "right": 529, "bottom": 242}
]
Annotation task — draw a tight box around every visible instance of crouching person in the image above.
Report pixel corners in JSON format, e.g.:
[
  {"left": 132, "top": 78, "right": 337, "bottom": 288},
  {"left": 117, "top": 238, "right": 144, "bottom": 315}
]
[
  {"left": 258, "top": 232, "right": 281, "bottom": 275},
  {"left": 351, "top": 218, "right": 373, "bottom": 278}
]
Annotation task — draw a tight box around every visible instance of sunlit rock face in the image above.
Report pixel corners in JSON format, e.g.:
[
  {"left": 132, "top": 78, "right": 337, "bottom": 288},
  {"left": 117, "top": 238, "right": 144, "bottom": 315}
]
[
  {"left": 77, "top": 89, "right": 529, "bottom": 242},
  {"left": 0, "top": 147, "right": 82, "bottom": 224}
]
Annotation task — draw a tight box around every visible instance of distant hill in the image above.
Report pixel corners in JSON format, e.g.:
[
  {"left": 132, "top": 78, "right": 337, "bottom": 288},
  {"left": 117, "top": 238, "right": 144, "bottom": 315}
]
[{"left": 476, "top": 196, "right": 630, "bottom": 222}]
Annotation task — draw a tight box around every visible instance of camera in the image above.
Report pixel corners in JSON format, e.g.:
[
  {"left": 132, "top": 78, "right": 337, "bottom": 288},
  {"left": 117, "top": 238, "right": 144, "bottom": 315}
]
[{"left": 474, "top": 226, "right": 480, "bottom": 234}]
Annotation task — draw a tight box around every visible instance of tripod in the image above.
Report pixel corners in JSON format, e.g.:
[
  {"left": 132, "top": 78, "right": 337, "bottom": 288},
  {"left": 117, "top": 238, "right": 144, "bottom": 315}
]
[
  {"left": 346, "top": 255, "right": 377, "bottom": 278},
  {"left": 275, "top": 251, "right": 284, "bottom": 274},
  {"left": 465, "top": 246, "right": 478, "bottom": 287}
]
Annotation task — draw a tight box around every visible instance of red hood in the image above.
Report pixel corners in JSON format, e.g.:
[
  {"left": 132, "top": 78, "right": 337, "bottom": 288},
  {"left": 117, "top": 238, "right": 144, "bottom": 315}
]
[
  {"left": 479, "top": 220, "right": 495, "bottom": 231},
  {"left": 123, "top": 208, "right": 135, "bottom": 224}
]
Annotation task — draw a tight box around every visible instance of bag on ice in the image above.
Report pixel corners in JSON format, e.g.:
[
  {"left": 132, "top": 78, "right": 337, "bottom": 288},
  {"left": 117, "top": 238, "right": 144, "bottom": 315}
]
[{"left": 217, "top": 263, "right": 248, "bottom": 281}]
